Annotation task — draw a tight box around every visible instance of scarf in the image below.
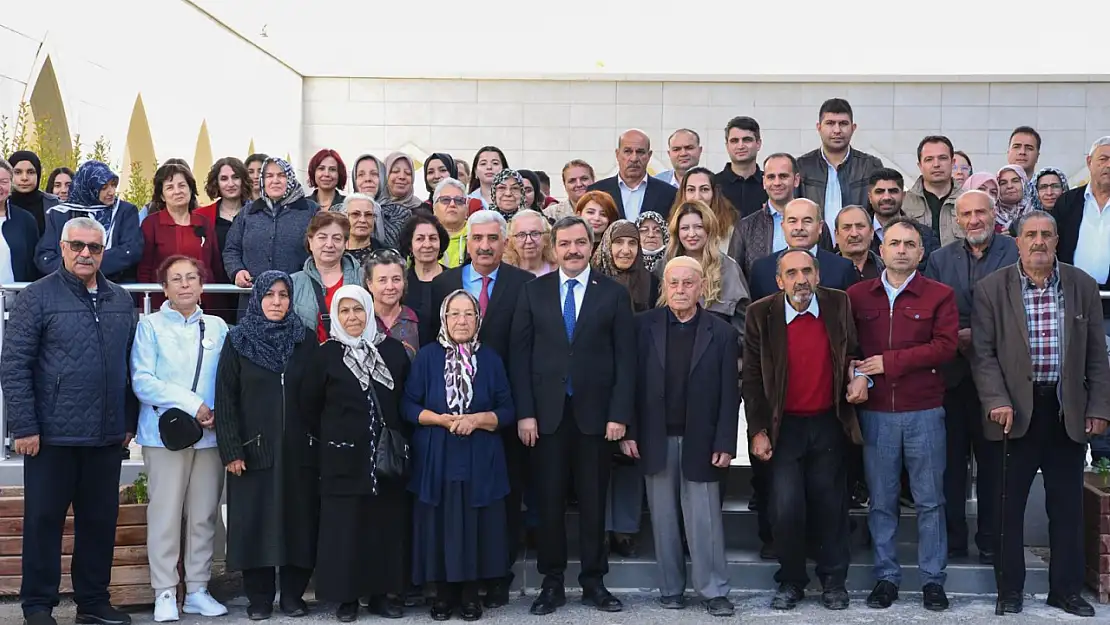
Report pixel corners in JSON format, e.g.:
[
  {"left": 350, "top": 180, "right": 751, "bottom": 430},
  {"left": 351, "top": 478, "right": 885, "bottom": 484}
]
[
  {"left": 352, "top": 153, "right": 388, "bottom": 202},
  {"left": 51, "top": 160, "right": 120, "bottom": 248},
  {"left": 1030, "top": 167, "right": 1070, "bottom": 212},
  {"left": 961, "top": 172, "right": 997, "bottom": 194},
  {"left": 490, "top": 169, "right": 527, "bottom": 222},
  {"left": 260, "top": 157, "right": 306, "bottom": 210},
  {"left": 228, "top": 271, "right": 306, "bottom": 373},
  {"left": 437, "top": 290, "right": 482, "bottom": 415},
  {"left": 995, "top": 165, "right": 1031, "bottom": 230},
  {"left": 7, "top": 150, "right": 44, "bottom": 213},
  {"left": 592, "top": 220, "right": 652, "bottom": 311},
  {"left": 383, "top": 152, "right": 423, "bottom": 211},
  {"left": 423, "top": 152, "right": 459, "bottom": 194},
  {"left": 635, "top": 211, "right": 670, "bottom": 273},
  {"left": 378, "top": 203, "right": 413, "bottom": 249},
  {"left": 328, "top": 284, "right": 394, "bottom": 391}
]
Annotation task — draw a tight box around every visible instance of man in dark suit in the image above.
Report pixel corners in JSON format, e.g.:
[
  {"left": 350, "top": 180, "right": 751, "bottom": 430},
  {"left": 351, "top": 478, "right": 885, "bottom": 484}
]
[
  {"left": 510, "top": 216, "right": 636, "bottom": 615},
  {"left": 625, "top": 255, "right": 739, "bottom": 616},
  {"left": 972, "top": 210, "right": 1110, "bottom": 617},
  {"left": 427, "top": 209, "right": 533, "bottom": 607},
  {"left": 748, "top": 198, "right": 858, "bottom": 303},
  {"left": 588, "top": 129, "right": 677, "bottom": 222}
]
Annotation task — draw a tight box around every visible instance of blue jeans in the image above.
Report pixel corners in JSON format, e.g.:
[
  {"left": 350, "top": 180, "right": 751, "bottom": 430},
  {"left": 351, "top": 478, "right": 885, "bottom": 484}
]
[{"left": 860, "top": 408, "right": 948, "bottom": 587}]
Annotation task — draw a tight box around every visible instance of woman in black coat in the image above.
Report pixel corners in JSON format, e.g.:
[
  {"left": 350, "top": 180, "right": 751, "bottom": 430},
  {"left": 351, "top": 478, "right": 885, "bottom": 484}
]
[
  {"left": 214, "top": 271, "right": 319, "bottom": 620},
  {"left": 301, "top": 284, "right": 412, "bottom": 622}
]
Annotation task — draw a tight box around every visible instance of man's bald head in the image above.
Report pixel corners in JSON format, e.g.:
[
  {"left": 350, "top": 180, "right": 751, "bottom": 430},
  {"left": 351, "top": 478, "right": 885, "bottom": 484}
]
[
  {"left": 618, "top": 128, "right": 651, "bottom": 151},
  {"left": 782, "top": 198, "right": 822, "bottom": 248}
]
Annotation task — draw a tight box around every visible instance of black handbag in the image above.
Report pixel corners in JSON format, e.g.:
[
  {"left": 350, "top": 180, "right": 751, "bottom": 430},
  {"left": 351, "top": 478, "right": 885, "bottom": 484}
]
[
  {"left": 158, "top": 320, "right": 207, "bottom": 451},
  {"left": 369, "top": 384, "right": 409, "bottom": 480}
]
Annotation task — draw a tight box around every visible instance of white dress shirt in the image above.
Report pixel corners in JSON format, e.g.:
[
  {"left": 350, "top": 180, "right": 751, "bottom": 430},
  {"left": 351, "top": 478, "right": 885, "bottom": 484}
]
[
  {"left": 559, "top": 265, "right": 591, "bottom": 321},
  {"left": 784, "top": 290, "right": 820, "bottom": 324},
  {"left": 618, "top": 176, "right": 649, "bottom": 221}
]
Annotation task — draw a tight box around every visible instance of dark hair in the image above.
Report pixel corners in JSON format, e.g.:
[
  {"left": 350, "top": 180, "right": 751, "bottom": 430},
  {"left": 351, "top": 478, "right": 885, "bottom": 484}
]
[
  {"left": 1014, "top": 209, "right": 1057, "bottom": 236},
  {"left": 244, "top": 153, "right": 269, "bottom": 169},
  {"left": 468, "top": 146, "right": 510, "bottom": 193},
  {"left": 916, "top": 135, "right": 954, "bottom": 162},
  {"left": 204, "top": 157, "right": 250, "bottom": 201},
  {"left": 399, "top": 213, "right": 450, "bottom": 261},
  {"left": 551, "top": 215, "right": 594, "bottom": 247},
  {"left": 725, "top": 116, "right": 761, "bottom": 141},
  {"left": 776, "top": 246, "right": 819, "bottom": 275},
  {"left": 150, "top": 163, "right": 199, "bottom": 213},
  {"left": 534, "top": 170, "right": 551, "bottom": 187},
  {"left": 954, "top": 150, "right": 973, "bottom": 171},
  {"left": 163, "top": 158, "right": 191, "bottom": 170},
  {"left": 307, "top": 149, "right": 348, "bottom": 189},
  {"left": 156, "top": 254, "right": 207, "bottom": 286},
  {"left": 674, "top": 166, "right": 737, "bottom": 234},
  {"left": 819, "top": 98, "right": 854, "bottom": 122},
  {"left": 763, "top": 152, "right": 798, "bottom": 174},
  {"left": 1010, "top": 126, "right": 1042, "bottom": 150},
  {"left": 303, "top": 211, "right": 351, "bottom": 253},
  {"left": 881, "top": 216, "right": 924, "bottom": 245},
  {"left": 868, "top": 167, "right": 905, "bottom": 189},
  {"left": 517, "top": 169, "right": 545, "bottom": 211},
  {"left": 45, "top": 167, "right": 74, "bottom": 195}
]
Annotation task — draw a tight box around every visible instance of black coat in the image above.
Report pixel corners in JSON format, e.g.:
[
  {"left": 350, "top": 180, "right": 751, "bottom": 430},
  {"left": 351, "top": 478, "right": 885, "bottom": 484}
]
[
  {"left": 510, "top": 269, "right": 636, "bottom": 436},
  {"left": 748, "top": 248, "right": 859, "bottom": 302},
  {"left": 300, "top": 338, "right": 411, "bottom": 496},
  {"left": 588, "top": 175, "right": 677, "bottom": 221},
  {"left": 426, "top": 262, "right": 533, "bottom": 361},
  {"left": 1055, "top": 184, "right": 1110, "bottom": 318},
  {"left": 631, "top": 308, "right": 740, "bottom": 482}
]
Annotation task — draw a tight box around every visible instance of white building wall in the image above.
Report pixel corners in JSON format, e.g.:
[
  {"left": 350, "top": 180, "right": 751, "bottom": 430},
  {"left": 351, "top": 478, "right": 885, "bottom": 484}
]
[{"left": 304, "top": 78, "right": 1110, "bottom": 200}]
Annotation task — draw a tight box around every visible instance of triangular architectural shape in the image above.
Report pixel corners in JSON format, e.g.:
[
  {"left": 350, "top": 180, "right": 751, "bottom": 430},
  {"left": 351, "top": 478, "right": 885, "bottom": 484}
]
[{"left": 193, "top": 120, "right": 214, "bottom": 203}]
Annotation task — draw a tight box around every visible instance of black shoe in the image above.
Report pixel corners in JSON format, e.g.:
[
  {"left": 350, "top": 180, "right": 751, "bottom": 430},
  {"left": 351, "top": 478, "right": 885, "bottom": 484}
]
[
  {"left": 748, "top": 497, "right": 760, "bottom": 512},
  {"left": 1047, "top": 592, "right": 1095, "bottom": 617},
  {"left": 75, "top": 606, "right": 131, "bottom": 625},
  {"left": 247, "top": 603, "right": 273, "bottom": 621},
  {"left": 659, "top": 594, "right": 684, "bottom": 609},
  {"left": 704, "top": 596, "right": 734, "bottom": 617},
  {"left": 759, "top": 542, "right": 777, "bottom": 560},
  {"left": 821, "top": 586, "right": 849, "bottom": 610},
  {"left": 279, "top": 597, "right": 308, "bottom": 618},
  {"left": 866, "top": 580, "right": 898, "bottom": 609},
  {"left": 366, "top": 595, "right": 403, "bottom": 619},
  {"left": 581, "top": 585, "right": 623, "bottom": 612},
  {"left": 529, "top": 587, "right": 566, "bottom": 615},
  {"left": 978, "top": 550, "right": 995, "bottom": 565},
  {"left": 923, "top": 583, "right": 949, "bottom": 612},
  {"left": 429, "top": 599, "right": 453, "bottom": 621},
  {"left": 947, "top": 548, "right": 969, "bottom": 559},
  {"left": 850, "top": 481, "right": 869, "bottom": 509},
  {"left": 771, "top": 583, "right": 804, "bottom": 610},
  {"left": 336, "top": 602, "right": 359, "bottom": 623},
  {"left": 608, "top": 532, "right": 638, "bottom": 558},
  {"left": 997, "top": 590, "right": 1023, "bottom": 614},
  {"left": 482, "top": 579, "right": 509, "bottom": 609},
  {"left": 459, "top": 600, "right": 482, "bottom": 622},
  {"left": 23, "top": 612, "right": 57, "bottom": 625}
]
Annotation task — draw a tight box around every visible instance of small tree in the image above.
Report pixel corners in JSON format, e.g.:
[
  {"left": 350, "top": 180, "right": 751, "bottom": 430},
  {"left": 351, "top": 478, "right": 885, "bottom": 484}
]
[
  {"left": 121, "top": 160, "right": 156, "bottom": 208},
  {"left": 1, "top": 101, "right": 111, "bottom": 191}
]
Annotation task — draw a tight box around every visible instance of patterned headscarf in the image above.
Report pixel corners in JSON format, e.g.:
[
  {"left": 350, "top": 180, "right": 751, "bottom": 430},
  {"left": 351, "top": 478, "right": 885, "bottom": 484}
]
[
  {"left": 490, "top": 169, "right": 527, "bottom": 221},
  {"left": 1030, "top": 167, "right": 1070, "bottom": 213},
  {"left": 52, "top": 160, "right": 120, "bottom": 245},
  {"left": 228, "top": 271, "right": 306, "bottom": 373},
  {"left": 635, "top": 211, "right": 670, "bottom": 273},
  {"left": 328, "top": 284, "right": 394, "bottom": 391},
  {"left": 437, "top": 290, "right": 483, "bottom": 415},
  {"left": 383, "top": 152, "right": 423, "bottom": 210},
  {"left": 592, "top": 220, "right": 652, "bottom": 311},
  {"left": 995, "top": 165, "right": 1031, "bottom": 231},
  {"left": 260, "top": 157, "right": 306, "bottom": 209}
]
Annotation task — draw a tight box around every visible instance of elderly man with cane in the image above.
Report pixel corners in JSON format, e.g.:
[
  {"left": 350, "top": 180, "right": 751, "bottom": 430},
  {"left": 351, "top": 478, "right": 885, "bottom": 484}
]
[{"left": 972, "top": 210, "right": 1110, "bottom": 617}]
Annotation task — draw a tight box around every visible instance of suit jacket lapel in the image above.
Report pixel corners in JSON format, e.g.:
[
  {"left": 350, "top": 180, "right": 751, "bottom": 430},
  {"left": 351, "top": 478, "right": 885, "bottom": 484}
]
[
  {"left": 821, "top": 289, "right": 845, "bottom": 349},
  {"left": 571, "top": 276, "right": 602, "bottom": 344},
  {"left": 688, "top": 310, "right": 713, "bottom": 374},
  {"left": 768, "top": 294, "right": 787, "bottom": 393},
  {"left": 609, "top": 179, "right": 626, "bottom": 218},
  {"left": 487, "top": 266, "right": 510, "bottom": 312},
  {"left": 643, "top": 179, "right": 658, "bottom": 215},
  {"left": 546, "top": 274, "right": 569, "bottom": 345},
  {"left": 1007, "top": 268, "right": 1031, "bottom": 354}
]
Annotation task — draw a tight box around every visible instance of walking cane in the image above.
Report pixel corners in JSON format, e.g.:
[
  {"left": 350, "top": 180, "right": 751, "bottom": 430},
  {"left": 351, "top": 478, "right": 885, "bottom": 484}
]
[{"left": 994, "top": 430, "right": 1010, "bottom": 616}]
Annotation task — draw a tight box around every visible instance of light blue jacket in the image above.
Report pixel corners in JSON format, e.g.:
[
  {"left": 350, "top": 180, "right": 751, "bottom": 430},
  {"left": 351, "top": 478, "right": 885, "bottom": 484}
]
[
  {"left": 290, "top": 253, "right": 363, "bottom": 333},
  {"left": 130, "top": 301, "right": 229, "bottom": 449}
]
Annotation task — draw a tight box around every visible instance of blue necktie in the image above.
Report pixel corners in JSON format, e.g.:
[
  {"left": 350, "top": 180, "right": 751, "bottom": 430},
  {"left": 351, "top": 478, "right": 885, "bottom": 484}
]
[{"left": 563, "top": 279, "right": 577, "bottom": 395}]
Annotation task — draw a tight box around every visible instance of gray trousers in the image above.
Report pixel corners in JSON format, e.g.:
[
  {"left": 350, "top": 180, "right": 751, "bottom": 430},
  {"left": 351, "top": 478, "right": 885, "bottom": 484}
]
[
  {"left": 606, "top": 463, "right": 644, "bottom": 533},
  {"left": 644, "top": 436, "right": 730, "bottom": 599}
]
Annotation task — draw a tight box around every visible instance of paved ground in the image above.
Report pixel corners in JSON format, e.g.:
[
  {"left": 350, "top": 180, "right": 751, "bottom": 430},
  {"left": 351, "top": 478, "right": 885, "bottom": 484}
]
[{"left": 4, "top": 592, "right": 1108, "bottom": 624}]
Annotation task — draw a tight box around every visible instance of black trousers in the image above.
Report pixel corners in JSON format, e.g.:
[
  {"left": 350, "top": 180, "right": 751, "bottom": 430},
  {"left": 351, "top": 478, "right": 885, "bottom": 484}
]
[
  {"left": 501, "top": 427, "right": 529, "bottom": 579},
  {"left": 242, "top": 565, "right": 313, "bottom": 606},
  {"left": 21, "top": 444, "right": 122, "bottom": 616},
  {"left": 750, "top": 451, "right": 773, "bottom": 544},
  {"left": 980, "top": 385, "right": 1085, "bottom": 596},
  {"left": 770, "top": 412, "right": 850, "bottom": 588},
  {"left": 943, "top": 376, "right": 995, "bottom": 554},
  {"left": 532, "top": 399, "right": 611, "bottom": 590}
]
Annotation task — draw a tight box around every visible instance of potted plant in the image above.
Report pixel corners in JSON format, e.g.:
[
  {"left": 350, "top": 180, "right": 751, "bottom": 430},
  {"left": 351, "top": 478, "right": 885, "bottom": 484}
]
[{"left": 1083, "top": 457, "right": 1110, "bottom": 603}]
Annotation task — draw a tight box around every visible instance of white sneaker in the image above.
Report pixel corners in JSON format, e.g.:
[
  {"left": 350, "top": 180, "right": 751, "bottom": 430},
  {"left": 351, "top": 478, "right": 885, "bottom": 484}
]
[
  {"left": 183, "top": 588, "right": 229, "bottom": 617},
  {"left": 154, "top": 590, "right": 180, "bottom": 622}
]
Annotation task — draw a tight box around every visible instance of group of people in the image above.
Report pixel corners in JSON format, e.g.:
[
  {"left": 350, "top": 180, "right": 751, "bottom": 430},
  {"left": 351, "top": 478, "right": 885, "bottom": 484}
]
[{"left": 3, "top": 95, "right": 1110, "bottom": 625}]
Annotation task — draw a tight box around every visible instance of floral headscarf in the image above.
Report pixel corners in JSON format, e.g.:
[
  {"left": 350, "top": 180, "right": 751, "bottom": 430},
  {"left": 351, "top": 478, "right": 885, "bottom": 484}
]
[
  {"left": 228, "top": 271, "right": 306, "bottom": 373},
  {"left": 995, "top": 165, "right": 1031, "bottom": 231},
  {"left": 260, "top": 157, "right": 306, "bottom": 209},
  {"left": 635, "top": 211, "right": 670, "bottom": 273},
  {"left": 1030, "top": 167, "right": 1070, "bottom": 213},
  {"left": 490, "top": 169, "right": 527, "bottom": 221},
  {"left": 328, "top": 284, "right": 394, "bottom": 391},
  {"left": 437, "top": 290, "right": 483, "bottom": 415},
  {"left": 592, "top": 220, "right": 652, "bottom": 312}
]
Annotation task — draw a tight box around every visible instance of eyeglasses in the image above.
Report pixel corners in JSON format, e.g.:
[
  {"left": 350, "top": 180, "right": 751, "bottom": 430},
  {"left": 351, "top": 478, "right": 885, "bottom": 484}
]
[
  {"left": 437, "top": 196, "right": 468, "bottom": 207},
  {"left": 445, "top": 311, "right": 477, "bottom": 320},
  {"left": 62, "top": 240, "right": 105, "bottom": 255},
  {"left": 952, "top": 165, "right": 972, "bottom": 174},
  {"left": 367, "top": 248, "right": 403, "bottom": 261},
  {"left": 168, "top": 274, "right": 201, "bottom": 285},
  {"left": 513, "top": 231, "right": 543, "bottom": 241},
  {"left": 347, "top": 210, "right": 375, "bottom": 221},
  {"left": 1037, "top": 183, "right": 1063, "bottom": 192}
]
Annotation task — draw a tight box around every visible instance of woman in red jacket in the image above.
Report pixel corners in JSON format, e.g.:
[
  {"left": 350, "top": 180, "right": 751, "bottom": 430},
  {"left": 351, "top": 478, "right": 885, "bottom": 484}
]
[{"left": 195, "top": 157, "right": 251, "bottom": 320}]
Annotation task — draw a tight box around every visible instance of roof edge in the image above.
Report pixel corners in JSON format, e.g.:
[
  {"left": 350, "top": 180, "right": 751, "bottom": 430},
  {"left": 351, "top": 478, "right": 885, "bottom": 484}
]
[
  {"left": 179, "top": 0, "right": 302, "bottom": 76},
  {"left": 302, "top": 70, "right": 1110, "bottom": 84}
]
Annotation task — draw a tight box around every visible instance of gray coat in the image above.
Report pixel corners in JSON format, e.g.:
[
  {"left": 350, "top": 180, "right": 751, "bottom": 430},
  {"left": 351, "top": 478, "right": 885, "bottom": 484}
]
[
  {"left": 222, "top": 197, "right": 319, "bottom": 282},
  {"left": 290, "top": 253, "right": 364, "bottom": 333}
]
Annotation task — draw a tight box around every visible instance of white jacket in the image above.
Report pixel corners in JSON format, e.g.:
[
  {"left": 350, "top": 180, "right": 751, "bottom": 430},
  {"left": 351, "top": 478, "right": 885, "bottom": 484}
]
[{"left": 130, "top": 301, "right": 228, "bottom": 449}]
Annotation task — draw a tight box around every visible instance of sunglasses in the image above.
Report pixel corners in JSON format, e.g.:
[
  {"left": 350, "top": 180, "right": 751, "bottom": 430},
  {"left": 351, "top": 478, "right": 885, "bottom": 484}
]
[
  {"left": 367, "top": 248, "right": 403, "bottom": 261},
  {"left": 62, "top": 240, "right": 105, "bottom": 255}
]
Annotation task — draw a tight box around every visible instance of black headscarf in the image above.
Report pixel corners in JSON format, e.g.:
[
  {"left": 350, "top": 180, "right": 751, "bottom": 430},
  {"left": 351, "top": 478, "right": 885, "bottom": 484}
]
[
  {"left": 229, "top": 271, "right": 306, "bottom": 373},
  {"left": 7, "top": 150, "right": 45, "bottom": 228},
  {"left": 423, "top": 152, "right": 458, "bottom": 194}
]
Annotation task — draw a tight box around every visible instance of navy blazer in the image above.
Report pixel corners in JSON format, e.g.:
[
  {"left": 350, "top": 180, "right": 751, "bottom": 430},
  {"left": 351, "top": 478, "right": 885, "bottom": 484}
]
[
  {"left": 35, "top": 201, "right": 144, "bottom": 282},
  {"left": 588, "top": 175, "right": 677, "bottom": 221},
  {"left": 402, "top": 344, "right": 516, "bottom": 508},
  {"left": 3, "top": 204, "right": 41, "bottom": 282},
  {"left": 631, "top": 307, "right": 740, "bottom": 483},
  {"left": 748, "top": 247, "right": 859, "bottom": 302}
]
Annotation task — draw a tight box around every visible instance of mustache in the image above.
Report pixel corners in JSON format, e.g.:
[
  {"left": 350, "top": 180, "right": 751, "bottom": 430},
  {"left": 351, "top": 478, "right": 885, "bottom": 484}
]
[
  {"left": 75, "top": 258, "right": 96, "bottom": 265},
  {"left": 475, "top": 249, "right": 495, "bottom": 256},
  {"left": 789, "top": 229, "right": 809, "bottom": 238},
  {"left": 792, "top": 283, "right": 812, "bottom": 293},
  {"left": 1030, "top": 245, "right": 1049, "bottom": 252},
  {"left": 562, "top": 252, "right": 585, "bottom": 261},
  {"left": 846, "top": 236, "right": 863, "bottom": 244}
]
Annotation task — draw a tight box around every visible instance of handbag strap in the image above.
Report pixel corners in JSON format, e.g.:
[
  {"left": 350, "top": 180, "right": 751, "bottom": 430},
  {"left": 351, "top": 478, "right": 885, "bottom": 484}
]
[
  {"left": 154, "top": 319, "right": 206, "bottom": 414},
  {"left": 313, "top": 278, "right": 331, "bottom": 335}
]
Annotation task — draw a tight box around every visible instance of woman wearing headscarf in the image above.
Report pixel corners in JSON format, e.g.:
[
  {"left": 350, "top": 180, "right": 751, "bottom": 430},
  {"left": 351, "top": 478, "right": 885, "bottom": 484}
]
[
  {"left": 351, "top": 153, "right": 386, "bottom": 200},
  {"left": 1029, "top": 166, "right": 1070, "bottom": 213},
  {"left": 223, "top": 157, "right": 319, "bottom": 319},
  {"left": 421, "top": 153, "right": 483, "bottom": 216},
  {"left": 961, "top": 172, "right": 999, "bottom": 202},
  {"left": 7, "top": 150, "right": 60, "bottom": 233},
  {"left": 301, "top": 285, "right": 412, "bottom": 622},
  {"left": 489, "top": 169, "right": 526, "bottom": 222},
  {"left": 35, "top": 160, "right": 144, "bottom": 283},
  {"left": 378, "top": 152, "right": 422, "bottom": 248},
  {"left": 635, "top": 211, "right": 670, "bottom": 274},
  {"left": 214, "top": 271, "right": 319, "bottom": 620},
  {"left": 995, "top": 165, "right": 1032, "bottom": 234},
  {"left": 402, "top": 290, "right": 515, "bottom": 622}
]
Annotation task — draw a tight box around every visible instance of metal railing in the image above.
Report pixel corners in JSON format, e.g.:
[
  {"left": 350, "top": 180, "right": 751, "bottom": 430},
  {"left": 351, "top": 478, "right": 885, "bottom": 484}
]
[{"left": 0, "top": 282, "right": 251, "bottom": 457}]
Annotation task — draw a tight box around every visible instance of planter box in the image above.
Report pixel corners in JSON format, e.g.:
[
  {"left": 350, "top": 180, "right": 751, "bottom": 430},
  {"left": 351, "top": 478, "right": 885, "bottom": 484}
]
[
  {"left": 1083, "top": 473, "right": 1110, "bottom": 604},
  {"left": 0, "top": 486, "right": 155, "bottom": 606}
]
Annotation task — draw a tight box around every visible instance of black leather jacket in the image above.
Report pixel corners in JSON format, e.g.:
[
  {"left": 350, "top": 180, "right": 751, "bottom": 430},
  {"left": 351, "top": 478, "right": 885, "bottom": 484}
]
[{"left": 796, "top": 147, "right": 884, "bottom": 211}]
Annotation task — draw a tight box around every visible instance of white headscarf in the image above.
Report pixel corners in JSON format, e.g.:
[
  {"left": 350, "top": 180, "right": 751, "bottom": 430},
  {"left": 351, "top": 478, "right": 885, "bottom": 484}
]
[{"left": 329, "top": 284, "right": 394, "bottom": 390}]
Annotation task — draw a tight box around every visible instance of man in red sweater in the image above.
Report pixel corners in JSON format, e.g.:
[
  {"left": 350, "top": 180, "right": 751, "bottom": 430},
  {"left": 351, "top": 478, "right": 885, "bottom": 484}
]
[
  {"left": 847, "top": 217, "right": 958, "bottom": 613},
  {"left": 742, "top": 248, "right": 868, "bottom": 611}
]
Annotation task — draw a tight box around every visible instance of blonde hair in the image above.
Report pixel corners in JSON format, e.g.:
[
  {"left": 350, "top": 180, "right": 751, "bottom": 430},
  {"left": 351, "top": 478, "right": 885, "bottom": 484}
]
[
  {"left": 662, "top": 201, "right": 724, "bottom": 306},
  {"left": 503, "top": 209, "right": 556, "bottom": 267}
]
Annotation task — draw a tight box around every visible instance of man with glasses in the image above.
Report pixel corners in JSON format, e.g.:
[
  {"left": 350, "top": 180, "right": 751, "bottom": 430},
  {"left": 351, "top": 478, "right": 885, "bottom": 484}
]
[{"left": 3, "top": 217, "right": 139, "bottom": 625}]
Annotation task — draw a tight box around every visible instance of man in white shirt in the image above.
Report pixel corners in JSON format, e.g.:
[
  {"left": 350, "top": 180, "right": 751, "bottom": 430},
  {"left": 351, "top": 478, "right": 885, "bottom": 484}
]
[{"left": 588, "top": 129, "right": 677, "bottom": 221}]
